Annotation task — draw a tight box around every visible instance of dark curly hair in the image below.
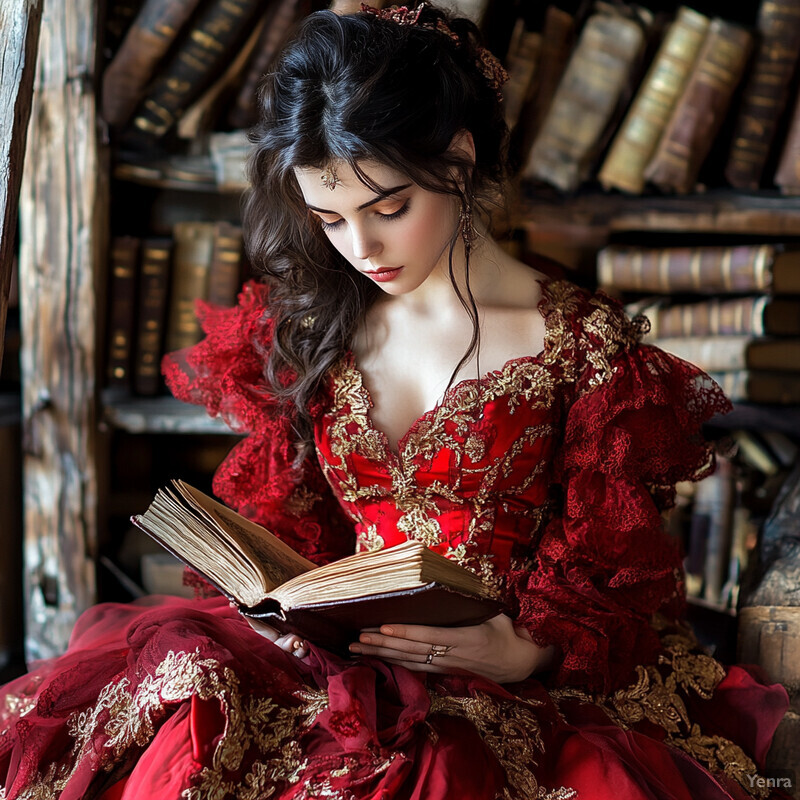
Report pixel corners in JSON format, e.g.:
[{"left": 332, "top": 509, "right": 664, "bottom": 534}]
[{"left": 243, "top": 3, "right": 510, "bottom": 456}]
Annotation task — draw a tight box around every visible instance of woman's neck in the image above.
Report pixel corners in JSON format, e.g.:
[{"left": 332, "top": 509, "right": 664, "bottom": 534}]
[{"left": 386, "top": 235, "right": 514, "bottom": 317}]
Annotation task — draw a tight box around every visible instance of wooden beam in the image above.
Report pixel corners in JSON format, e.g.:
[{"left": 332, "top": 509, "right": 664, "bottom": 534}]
[
  {"left": 0, "top": 0, "right": 43, "bottom": 372},
  {"left": 18, "top": 0, "right": 105, "bottom": 659}
]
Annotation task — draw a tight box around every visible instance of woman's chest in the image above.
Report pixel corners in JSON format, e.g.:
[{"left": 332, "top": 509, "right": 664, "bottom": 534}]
[{"left": 353, "top": 306, "right": 548, "bottom": 453}]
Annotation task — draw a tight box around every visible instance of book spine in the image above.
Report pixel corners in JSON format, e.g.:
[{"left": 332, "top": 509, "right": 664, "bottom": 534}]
[
  {"left": 134, "top": 237, "right": 173, "bottom": 396},
  {"left": 523, "top": 5, "right": 650, "bottom": 192},
  {"left": 652, "top": 334, "right": 756, "bottom": 372},
  {"left": 227, "top": 0, "right": 303, "bottom": 130},
  {"left": 774, "top": 87, "right": 800, "bottom": 194},
  {"left": 106, "top": 236, "right": 141, "bottom": 390},
  {"left": 598, "top": 7, "right": 710, "bottom": 194},
  {"left": 724, "top": 0, "right": 800, "bottom": 190},
  {"left": 502, "top": 23, "right": 542, "bottom": 130},
  {"left": 708, "top": 369, "right": 800, "bottom": 404},
  {"left": 101, "top": 0, "right": 204, "bottom": 127},
  {"left": 164, "top": 222, "right": 215, "bottom": 353},
  {"left": 643, "top": 18, "right": 753, "bottom": 194},
  {"left": 206, "top": 222, "right": 242, "bottom": 308},
  {"left": 132, "top": 0, "right": 264, "bottom": 137},
  {"left": 597, "top": 244, "right": 776, "bottom": 293},
  {"left": 701, "top": 457, "right": 736, "bottom": 605},
  {"left": 517, "top": 6, "right": 575, "bottom": 166},
  {"left": 642, "top": 295, "right": 781, "bottom": 337}
]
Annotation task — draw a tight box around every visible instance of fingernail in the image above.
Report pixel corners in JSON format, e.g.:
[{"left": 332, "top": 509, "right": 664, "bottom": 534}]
[
  {"left": 359, "top": 635, "right": 372, "bottom": 644},
  {"left": 381, "top": 626, "right": 394, "bottom": 636},
  {"left": 349, "top": 644, "right": 361, "bottom": 653}
]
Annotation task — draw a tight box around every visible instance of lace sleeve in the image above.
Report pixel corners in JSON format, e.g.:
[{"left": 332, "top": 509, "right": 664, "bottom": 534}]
[
  {"left": 506, "top": 289, "right": 732, "bottom": 692},
  {"left": 162, "top": 280, "right": 356, "bottom": 565}
]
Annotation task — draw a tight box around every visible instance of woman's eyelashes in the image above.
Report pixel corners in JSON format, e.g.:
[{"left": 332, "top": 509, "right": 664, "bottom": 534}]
[{"left": 317, "top": 201, "right": 411, "bottom": 232}]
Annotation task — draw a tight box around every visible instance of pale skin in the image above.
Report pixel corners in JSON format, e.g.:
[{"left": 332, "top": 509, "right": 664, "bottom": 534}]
[{"left": 247, "top": 134, "right": 557, "bottom": 682}]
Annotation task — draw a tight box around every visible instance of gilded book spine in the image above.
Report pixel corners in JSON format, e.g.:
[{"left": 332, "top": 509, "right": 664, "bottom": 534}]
[
  {"left": 598, "top": 7, "right": 710, "bottom": 194},
  {"left": 643, "top": 18, "right": 753, "bottom": 194},
  {"left": 164, "top": 222, "right": 215, "bottom": 353},
  {"left": 724, "top": 0, "right": 800, "bottom": 189},
  {"left": 106, "top": 236, "right": 141, "bottom": 390},
  {"left": 227, "top": 0, "right": 302, "bottom": 130},
  {"left": 134, "top": 238, "right": 173, "bottom": 396},
  {"left": 517, "top": 6, "right": 575, "bottom": 164},
  {"left": 774, "top": 90, "right": 800, "bottom": 194},
  {"left": 206, "top": 222, "right": 243, "bottom": 308},
  {"left": 133, "top": 0, "right": 263, "bottom": 137},
  {"left": 502, "top": 20, "right": 542, "bottom": 130},
  {"left": 597, "top": 244, "right": 777, "bottom": 293},
  {"left": 101, "top": 0, "right": 204, "bottom": 127},
  {"left": 639, "top": 295, "right": 800, "bottom": 338},
  {"left": 523, "top": 5, "right": 650, "bottom": 192}
]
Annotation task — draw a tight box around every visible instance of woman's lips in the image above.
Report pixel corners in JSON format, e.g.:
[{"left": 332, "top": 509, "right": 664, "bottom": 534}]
[{"left": 365, "top": 266, "right": 404, "bottom": 283}]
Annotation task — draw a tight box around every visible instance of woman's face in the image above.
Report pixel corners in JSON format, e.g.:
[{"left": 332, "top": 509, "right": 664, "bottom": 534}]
[{"left": 293, "top": 160, "right": 459, "bottom": 295}]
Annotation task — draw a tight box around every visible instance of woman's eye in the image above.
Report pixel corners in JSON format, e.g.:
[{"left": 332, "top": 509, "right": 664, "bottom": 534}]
[
  {"left": 318, "top": 217, "right": 344, "bottom": 232},
  {"left": 378, "top": 201, "right": 410, "bottom": 221}
]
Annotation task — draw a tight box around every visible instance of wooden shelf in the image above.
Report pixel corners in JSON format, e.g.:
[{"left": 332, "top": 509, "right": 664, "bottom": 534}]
[
  {"left": 512, "top": 187, "right": 800, "bottom": 244},
  {"left": 102, "top": 394, "right": 235, "bottom": 435}
]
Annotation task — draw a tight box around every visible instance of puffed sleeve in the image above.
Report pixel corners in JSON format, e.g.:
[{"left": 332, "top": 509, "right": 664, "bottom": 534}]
[
  {"left": 506, "top": 287, "right": 732, "bottom": 693},
  {"left": 162, "top": 280, "right": 356, "bottom": 566}
]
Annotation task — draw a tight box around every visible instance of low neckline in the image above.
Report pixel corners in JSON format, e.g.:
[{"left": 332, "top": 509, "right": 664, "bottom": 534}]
[{"left": 342, "top": 278, "right": 557, "bottom": 459}]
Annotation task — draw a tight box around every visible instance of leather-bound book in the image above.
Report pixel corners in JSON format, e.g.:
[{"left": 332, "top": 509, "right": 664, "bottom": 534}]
[
  {"left": 523, "top": 2, "right": 652, "bottom": 192},
  {"left": 516, "top": 6, "right": 576, "bottom": 171},
  {"left": 101, "top": 0, "right": 205, "bottom": 127},
  {"left": 651, "top": 335, "right": 800, "bottom": 373},
  {"left": 502, "top": 20, "right": 542, "bottom": 131},
  {"left": 598, "top": 7, "right": 710, "bottom": 194},
  {"left": 132, "top": 0, "right": 264, "bottom": 138},
  {"left": 635, "top": 295, "right": 800, "bottom": 338},
  {"left": 206, "top": 222, "right": 243, "bottom": 308},
  {"left": 724, "top": 0, "right": 800, "bottom": 190},
  {"left": 597, "top": 243, "right": 800, "bottom": 294},
  {"left": 106, "top": 236, "right": 141, "bottom": 391},
  {"left": 708, "top": 369, "right": 800, "bottom": 404},
  {"left": 774, "top": 91, "right": 800, "bottom": 194},
  {"left": 133, "top": 480, "right": 503, "bottom": 653},
  {"left": 227, "top": 0, "right": 303, "bottom": 130},
  {"left": 164, "top": 221, "right": 215, "bottom": 353},
  {"left": 134, "top": 237, "right": 173, "bottom": 396},
  {"left": 643, "top": 18, "right": 753, "bottom": 194}
]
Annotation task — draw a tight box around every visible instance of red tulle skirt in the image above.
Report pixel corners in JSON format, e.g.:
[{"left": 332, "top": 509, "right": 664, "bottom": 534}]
[{"left": 0, "top": 594, "right": 789, "bottom": 800}]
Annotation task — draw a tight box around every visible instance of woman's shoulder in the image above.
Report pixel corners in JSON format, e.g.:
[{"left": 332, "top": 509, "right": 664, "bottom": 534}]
[{"left": 541, "top": 276, "right": 645, "bottom": 353}]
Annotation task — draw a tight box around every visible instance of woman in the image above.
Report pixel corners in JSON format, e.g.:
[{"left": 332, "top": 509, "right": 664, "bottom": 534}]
[{"left": 0, "top": 4, "right": 789, "bottom": 798}]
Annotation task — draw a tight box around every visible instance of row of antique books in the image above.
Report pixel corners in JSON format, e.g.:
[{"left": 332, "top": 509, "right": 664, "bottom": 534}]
[
  {"left": 506, "top": 0, "right": 800, "bottom": 195},
  {"left": 598, "top": 242, "right": 800, "bottom": 405},
  {"left": 670, "top": 430, "right": 797, "bottom": 611},
  {"left": 101, "top": 0, "right": 487, "bottom": 150},
  {"left": 106, "top": 222, "right": 245, "bottom": 396}
]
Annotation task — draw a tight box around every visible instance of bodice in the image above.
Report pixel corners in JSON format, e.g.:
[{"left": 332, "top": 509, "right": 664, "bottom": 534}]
[{"left": 314, "top": 289, "right": 572, "bottom": 594}]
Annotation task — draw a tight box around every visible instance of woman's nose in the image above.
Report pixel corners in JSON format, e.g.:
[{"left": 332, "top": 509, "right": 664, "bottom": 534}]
[{"left": 351, "top": 225, "right": 382, "bottom": 261}]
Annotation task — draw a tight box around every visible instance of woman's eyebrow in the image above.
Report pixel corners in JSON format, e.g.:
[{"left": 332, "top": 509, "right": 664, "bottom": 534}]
[{"left": 306, "top": 183, "right": 412, "bottom": 214}]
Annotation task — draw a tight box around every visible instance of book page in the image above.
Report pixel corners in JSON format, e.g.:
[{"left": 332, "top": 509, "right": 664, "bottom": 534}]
[{"left": 175, "top": 481, "right": 315, "bottom": 590}]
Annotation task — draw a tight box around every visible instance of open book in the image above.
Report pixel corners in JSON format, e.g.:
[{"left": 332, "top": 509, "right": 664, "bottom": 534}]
[{"left": 131, "top": 480, "right": 503, "bottom": 650}]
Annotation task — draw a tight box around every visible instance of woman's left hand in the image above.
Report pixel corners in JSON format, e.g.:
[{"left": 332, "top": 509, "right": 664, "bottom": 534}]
[{"left": 348, "top": 614, "right": 556, "bottom": 684}]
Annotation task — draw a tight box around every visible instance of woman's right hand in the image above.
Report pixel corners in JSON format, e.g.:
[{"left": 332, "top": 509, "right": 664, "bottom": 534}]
[{"left": 234, "top": 604, "right": 309, "bottom": 659}]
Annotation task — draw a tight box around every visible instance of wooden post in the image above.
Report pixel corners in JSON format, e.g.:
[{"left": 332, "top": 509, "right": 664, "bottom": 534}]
[
  {"left": 0, "top": 0, "right": 42, "bottom": 371},
  {"left": 18, "top": 0, "right": 105, "bottom": 660}
]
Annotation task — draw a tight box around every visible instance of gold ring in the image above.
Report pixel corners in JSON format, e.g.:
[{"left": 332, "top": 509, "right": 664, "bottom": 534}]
[{"left": 429, "top": 644, "right": 450, "bottom": 657}]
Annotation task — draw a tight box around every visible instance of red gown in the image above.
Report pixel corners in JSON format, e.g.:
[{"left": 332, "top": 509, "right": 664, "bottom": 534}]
[{"left": 0, "top": 279, "right": 789, "bottom": 800}]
